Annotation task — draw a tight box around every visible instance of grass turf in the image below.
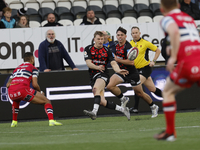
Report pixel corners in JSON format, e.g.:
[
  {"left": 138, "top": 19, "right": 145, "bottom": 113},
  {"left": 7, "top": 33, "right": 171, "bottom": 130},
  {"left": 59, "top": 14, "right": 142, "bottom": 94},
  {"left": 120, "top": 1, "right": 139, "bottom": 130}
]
[{"left": 0, "top": 111, "right": 199, "bottom": 150}]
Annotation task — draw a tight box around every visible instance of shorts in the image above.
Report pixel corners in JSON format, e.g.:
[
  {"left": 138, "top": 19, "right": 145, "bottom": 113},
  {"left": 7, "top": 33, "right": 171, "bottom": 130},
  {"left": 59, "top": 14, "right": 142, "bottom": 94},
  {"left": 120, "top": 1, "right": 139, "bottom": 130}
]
[
  {"left": 170, "top": 60, "right": 200, "bottom": 88},
  {"left": 116, "top": 71, "right": 141, "bottom": 86},
  {"left": 90, "top": 72, "right": 110, "bottom": 87},
  {"left": 8, "top": 86, "right": 37, "bottom": 102},
  {"left": 137, "top": 65, "right": 152, "bottom": 79}
]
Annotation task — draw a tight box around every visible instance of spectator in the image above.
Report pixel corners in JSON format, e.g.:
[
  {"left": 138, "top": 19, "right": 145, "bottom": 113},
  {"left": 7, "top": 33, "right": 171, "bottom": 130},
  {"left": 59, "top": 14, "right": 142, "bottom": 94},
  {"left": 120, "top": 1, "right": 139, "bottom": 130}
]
[
  {"left": 43, "top": 13, "right": 63, "bottom": 27},
  {"left": 180, "top": 0, "right": 200, "bottom": 20},
  {"left": 0, "top": 7, "right": 16, "bottom": 28},
  {"left": 197, "top": 24, "right": 200, "bottom": 35},
  {"left": 38, "top": 29, "right": 79, "bottom": 72},
  {"left": 17, "top": 7, "right": 27, "bottom": 17},
  {"left": 80, "top": 10, "right": 102, "bottom": 25},
  {"left": 0, "top": 0, "right": 7, "bottom": 20},
  {"left": 15, "top": 15, "right": 29, "bottom": 28},
  {"left": 102, "top": 31, "right": 116, "bottom": 52}
]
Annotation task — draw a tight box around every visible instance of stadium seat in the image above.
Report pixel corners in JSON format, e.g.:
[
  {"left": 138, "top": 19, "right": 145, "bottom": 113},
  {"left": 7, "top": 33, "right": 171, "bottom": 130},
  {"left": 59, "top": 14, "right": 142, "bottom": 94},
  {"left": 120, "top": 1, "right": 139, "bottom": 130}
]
[
  {"left": 9, "top": 0, "right": 24, "bottom": 10},
  {"left": 99, "top": 18, "right": 105, "bottom": 24},
  {"left": 57, "top": 0, "right": 72, "bottom": 9},
  {"left": 11, "top": 9, "right": 18, "bottom": 21},
  {"left": 28, "top": 14, "right": 42, "bottom": 23},
  {"left": 38, "top": 7, "right": 54, "bottom": 20},
  {"left": 118, "top": 4, "right": 137, "bottom": 18},
  {"left": 23, "top": 0, "right": 40, "bottom": 11},
  {"left": 73, "top": 18, "right": 82, "bottom": 26},
  {"left": 29, "top": 20, "right": 41, "bottom": 27},
  {"left": 40, "top": 0, "right": 56, "bottom": 10},
  {"left": 105, "top": 17, "right": 121, "bottom": 24},
  {"left": 119, "top": 0, "right": 134, "bottom": 7},
  {"left": 41, "top": 20, "right": 48, "bottom": 26},
  {"left": 70, "top": 6, "right": 86, "bottom": 19},
  {"left": 88, "top": 0, "right": 103, "bottom": 8},
  {"left": 54, "top": 7, "right": 72, "bottom": 20},
  {"left": 121, "top": 16, "right": 137, "bottom": 24},
  {"left": 149, "top": 0, "right": 161, "bottom": 4},
  {"left": 102, "top": 5, "right": 122, "bottom": 19},
  {"left": 73, "top": 0, "right": 88, "bottom": 9},
  {"left": 104, "top": 0, "right": 119, "bottom": 8},
  {"left": 26, "top": 8, "right": 38, "bottom": 16},
  {"left": 134, "top": 3, "right": 153, "bottom": 18},
  {"left": 58, "top": 19, "right": 73, "bottom": 26},
  {"left": 134, "top": 0, "right": 149, "bottom": 6},
  {"left": 153, "top": 15, "right": 163, "bottom": 22},
  {"left": 149, "top": 3, "right": 161, "bottom": 16},
  {"left": 137, "top": 16, "right": 153, "bottom": 23},
  {"left": 87, "top": 5, "right": 106, "bottom": 20}
]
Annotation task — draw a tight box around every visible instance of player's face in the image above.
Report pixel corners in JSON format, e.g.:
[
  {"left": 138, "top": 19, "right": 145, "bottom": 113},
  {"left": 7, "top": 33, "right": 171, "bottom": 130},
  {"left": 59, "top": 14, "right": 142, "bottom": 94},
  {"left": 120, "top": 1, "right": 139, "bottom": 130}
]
[
  {"left": 4, "top": 11, "right": 11, "bottom": 18},
  {"left": 116, "top": 31, "right": 127, "bottom": 45},
  {"left": 131, "top": 28, "right": 141, "bottom": 41},
  {"left": 94, "top": 35, "right": 104, "bottom": 48},
  {"left": 30, "top": 56, "right": 35, "bottom": 66},
  {"left": 47, "top": 14, "right": 55, "bottom": 23},
  {"left": 47, "top": 30, "right": 56, "bottom": 43}
]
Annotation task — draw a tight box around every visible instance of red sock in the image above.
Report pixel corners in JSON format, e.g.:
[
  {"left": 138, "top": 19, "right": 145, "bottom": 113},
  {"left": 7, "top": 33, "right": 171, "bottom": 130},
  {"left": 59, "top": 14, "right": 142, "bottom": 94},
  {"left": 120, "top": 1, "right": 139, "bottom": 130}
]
[
  {"left": 163, "top": 101, "right": 176, "bottom": 135},
  {"left": 44, "top": 103, "right": 54, "bottom": 120},
  {"left": 12, "top": 101, "right": 20, "bottom": 121}
]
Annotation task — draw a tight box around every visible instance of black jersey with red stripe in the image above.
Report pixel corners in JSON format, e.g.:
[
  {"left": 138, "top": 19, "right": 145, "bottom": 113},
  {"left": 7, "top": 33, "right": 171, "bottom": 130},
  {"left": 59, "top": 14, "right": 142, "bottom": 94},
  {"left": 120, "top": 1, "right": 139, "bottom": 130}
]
[
  {"left": 84, "top": 45, "right": 114, "bottom": 78},
  {"left": 113, "top": 41, "right": 137, "bottom": 74}
]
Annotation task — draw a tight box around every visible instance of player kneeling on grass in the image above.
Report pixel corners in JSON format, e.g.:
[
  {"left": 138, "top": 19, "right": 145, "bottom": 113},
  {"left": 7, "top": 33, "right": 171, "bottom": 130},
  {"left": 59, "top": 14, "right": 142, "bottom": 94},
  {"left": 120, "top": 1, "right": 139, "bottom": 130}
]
[{"left": 6, "top": 52, "right": 62, "bottom": 127}]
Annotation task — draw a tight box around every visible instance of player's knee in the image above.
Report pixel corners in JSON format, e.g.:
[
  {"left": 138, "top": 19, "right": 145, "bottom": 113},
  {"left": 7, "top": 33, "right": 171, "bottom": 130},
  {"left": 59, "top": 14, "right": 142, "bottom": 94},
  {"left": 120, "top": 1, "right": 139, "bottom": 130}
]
[
  {"left": 149, "top": 87, "right": 156, "bottom": 92},
  {"left": 135, "top": 91, "right": 143, "bottom": 97},
  {"left": 92, "top": 87, "right": 97, "bottom": 95},
  {"left": 106, "top": 84, "right": 112, "bottom": 91}
]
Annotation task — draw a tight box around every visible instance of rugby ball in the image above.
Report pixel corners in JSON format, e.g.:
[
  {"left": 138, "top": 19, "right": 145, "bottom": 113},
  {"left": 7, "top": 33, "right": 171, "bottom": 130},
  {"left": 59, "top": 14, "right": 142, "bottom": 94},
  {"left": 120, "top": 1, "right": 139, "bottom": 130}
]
[{"left": 127, "top": 47, "right": 139, "bottom": 60}]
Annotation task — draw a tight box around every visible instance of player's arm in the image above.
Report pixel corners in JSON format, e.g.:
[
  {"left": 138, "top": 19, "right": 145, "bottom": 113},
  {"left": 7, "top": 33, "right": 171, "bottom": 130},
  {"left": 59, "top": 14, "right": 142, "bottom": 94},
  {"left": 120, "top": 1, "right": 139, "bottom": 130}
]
[
  {"left": 114, "top": 55, "right": 134, "bottom": 66},
  {"left": 6, "top": 78, "right": 12, "bottom": 88},
  {"left": 32, "top": 77, "right": 41, "bottom": 92},
  {"left": 110, "top": 60, "right": 129, "bottom": 75},
  {"left": 85, "top": 59, "right": 105, "bottom": 72},
  {"left": 166, "top": 22, "right": 180, "bottom": 72}
]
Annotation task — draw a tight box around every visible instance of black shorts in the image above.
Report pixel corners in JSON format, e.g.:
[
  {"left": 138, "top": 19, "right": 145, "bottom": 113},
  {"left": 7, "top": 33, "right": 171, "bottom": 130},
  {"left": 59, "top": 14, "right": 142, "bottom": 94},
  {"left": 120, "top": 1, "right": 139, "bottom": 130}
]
[
  {"left": 90, "top": 72, "right": 110, "bottom": 88},
  {"left": 115, "top": 71, "right": 141, "bottom": 86},
  {"left": 137, "top": 65, "right": 152, "bottom": 79}
]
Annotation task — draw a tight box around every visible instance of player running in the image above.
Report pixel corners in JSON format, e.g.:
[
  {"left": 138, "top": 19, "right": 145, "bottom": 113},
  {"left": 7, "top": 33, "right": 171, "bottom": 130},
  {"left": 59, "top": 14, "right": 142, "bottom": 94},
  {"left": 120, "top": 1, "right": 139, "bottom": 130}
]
[
  {"left": 154, "top": 0, "right": 200, "bottom": 141},
  {"left": 83, "top": 31, "right": 130, "bottom": 120},
  {"left": 6, "top": 52, "right": 62, "bottom": 127}
]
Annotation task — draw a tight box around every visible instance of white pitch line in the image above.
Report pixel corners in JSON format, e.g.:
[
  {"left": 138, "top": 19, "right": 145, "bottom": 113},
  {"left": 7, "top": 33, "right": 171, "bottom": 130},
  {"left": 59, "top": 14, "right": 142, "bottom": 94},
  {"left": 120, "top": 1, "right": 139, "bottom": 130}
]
[{"left": 139, "top": 126, "right": 200, "bottom": 131}]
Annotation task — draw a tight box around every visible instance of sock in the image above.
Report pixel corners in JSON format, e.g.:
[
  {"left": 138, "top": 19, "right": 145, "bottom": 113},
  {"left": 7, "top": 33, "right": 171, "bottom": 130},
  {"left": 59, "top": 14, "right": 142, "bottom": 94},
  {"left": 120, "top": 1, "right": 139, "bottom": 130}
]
[
  {"left": 105, "top": 101, "right": 116, "bottom": 110},
  {"left": 134, "top": 94, "right": 140, "bottom": 109},
  {"left": 12, "top": 101, "right": 20, "bottom": 121},
  {"left": 92, "top": 95, "right": 100, "bottom": 115},
  {"left": 149, "top": 102, "right": 154, "bottom": 107},
  {"left": 44, "top": 103, "right": 54, "bottom": 120},
  {"left": 154, "top": 88, "right": 162, "bottom": 97},
  {"left": 163, "top": 101, "right": 176, "bottom": 134},
  {"left": 117, "top": 93, "right": 123, "bottom": 99}
]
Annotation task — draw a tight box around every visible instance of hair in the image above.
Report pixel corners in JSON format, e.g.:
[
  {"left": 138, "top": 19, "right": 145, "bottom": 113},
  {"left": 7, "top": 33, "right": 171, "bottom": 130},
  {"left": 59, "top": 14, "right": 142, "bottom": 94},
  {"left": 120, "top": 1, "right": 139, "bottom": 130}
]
[
  {"left": 23, "top": 52, "right": 33, "bottom": 62},
  {"left": 94, "top": 31, "right": 104, "bottom": 38},
  {"left": 161, "top": 0, "right": 178, "bottom": 9},
  {"left": 116, "top": 27, "right": 127, "bottom": 34},
  {"left": 2, "top": 7, "right": 12, "bottom": 14},
  {"left": 87, "top": 9, "right": 95, "bottom": 13},
  {"left": 131, "top": 26, "right": 140, "bottom": 31},
  {"left": 45, "top": 29, "right": 56, "bottom": 38}
]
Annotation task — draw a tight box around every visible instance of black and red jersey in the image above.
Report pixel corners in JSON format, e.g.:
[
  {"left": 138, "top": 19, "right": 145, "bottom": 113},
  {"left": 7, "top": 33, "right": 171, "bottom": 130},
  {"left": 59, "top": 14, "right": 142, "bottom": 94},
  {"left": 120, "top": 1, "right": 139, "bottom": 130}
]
[
  {"left": 84, "top": 45, "right": 114, "bottom": 78},
  {"left": 113, "top": 41, "right": 137, "bottom": 74}
]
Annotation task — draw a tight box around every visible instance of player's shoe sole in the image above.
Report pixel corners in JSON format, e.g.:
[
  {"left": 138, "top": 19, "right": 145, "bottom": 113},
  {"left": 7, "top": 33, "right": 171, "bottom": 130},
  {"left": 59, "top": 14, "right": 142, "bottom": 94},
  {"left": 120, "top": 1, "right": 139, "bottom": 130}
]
[
  {"left": 83, "top": 110, "right": 97, "bottom": 120},
  {"left": 49, "top": 120, "right": 63, "bottom": 126},
  {"left": 11, "top": 120, "right": 18, "bottom": 127},
  {"left": 154, "top": 131, "right": 176, "bottom": 141}
]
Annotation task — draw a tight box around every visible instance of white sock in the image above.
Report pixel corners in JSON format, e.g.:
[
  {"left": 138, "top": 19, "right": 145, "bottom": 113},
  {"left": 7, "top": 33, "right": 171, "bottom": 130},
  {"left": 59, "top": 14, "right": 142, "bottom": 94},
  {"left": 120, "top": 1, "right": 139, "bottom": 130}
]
[
  {"left": 115, "top": 105, "right": 124, "bottom": 112},
  {"left": 92, "top": 104, "right": 99, "bottom": 115}
]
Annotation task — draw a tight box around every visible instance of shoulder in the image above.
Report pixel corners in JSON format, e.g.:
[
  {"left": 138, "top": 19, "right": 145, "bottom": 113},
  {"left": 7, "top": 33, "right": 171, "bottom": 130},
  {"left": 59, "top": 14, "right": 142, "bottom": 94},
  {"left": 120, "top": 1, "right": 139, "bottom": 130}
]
[
  {"left": 85, "top": 45, "right": 93, "bottom": 51},
  {"left": 125, "top": 41, "right": 132, "bottom": 49}
]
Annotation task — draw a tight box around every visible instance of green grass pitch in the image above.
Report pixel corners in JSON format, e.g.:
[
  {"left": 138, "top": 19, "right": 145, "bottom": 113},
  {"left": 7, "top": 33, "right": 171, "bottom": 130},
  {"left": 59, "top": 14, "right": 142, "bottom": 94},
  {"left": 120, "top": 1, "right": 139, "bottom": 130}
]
[{"left": 0, "top": 111, "right": 199, "bottom": 150}]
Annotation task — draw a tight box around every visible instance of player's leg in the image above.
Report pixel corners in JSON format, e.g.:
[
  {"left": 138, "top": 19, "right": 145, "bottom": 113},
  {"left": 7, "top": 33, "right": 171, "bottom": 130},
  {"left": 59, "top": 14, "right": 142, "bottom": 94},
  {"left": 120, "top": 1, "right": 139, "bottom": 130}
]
[
  {"left": 106, "top": 74, "right": 129, "bottom": 108},
  {"left": 11, "top": 100, "right": 20, "bottom": 127},
  {"left": 132, "top": 83, "right": 159, "bottom": 118},
  {"left": 83, "top": 78, "right": 105, "bottom": 120},
  {"left": 31, "top": 91, "right": 62, "bottom": 126},
  {"left": 154, "top": 77, "right": 184, "bottom": 141}
]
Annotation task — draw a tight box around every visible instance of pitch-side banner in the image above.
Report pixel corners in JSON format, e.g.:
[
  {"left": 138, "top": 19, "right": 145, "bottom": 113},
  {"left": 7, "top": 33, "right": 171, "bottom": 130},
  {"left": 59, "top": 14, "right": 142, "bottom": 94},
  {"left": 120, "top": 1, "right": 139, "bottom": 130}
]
[{"left": 0, "top": 23, "right": 165, "bottom": 69}]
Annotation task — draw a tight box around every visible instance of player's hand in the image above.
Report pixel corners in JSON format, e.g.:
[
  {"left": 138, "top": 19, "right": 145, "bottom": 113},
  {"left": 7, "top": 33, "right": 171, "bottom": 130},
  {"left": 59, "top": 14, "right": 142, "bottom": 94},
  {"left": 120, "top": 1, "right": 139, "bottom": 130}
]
[
  {"left": 98, "top": 65, "right": 105, "bottom": 72},
  {"left": 44, "top": 69, "right": 51, "bottom": 72},
  {"left": 166, "top": 57, "right": 176, "bottom": 72},
  {"left": 117, "top": 69, "right": 129, "bottom": 76},
  {"left": 73, "top": 68, "right": 79, "bottom": 70},
  {"left": 149, "top": 61, "right": 155, "bottom": 67}
]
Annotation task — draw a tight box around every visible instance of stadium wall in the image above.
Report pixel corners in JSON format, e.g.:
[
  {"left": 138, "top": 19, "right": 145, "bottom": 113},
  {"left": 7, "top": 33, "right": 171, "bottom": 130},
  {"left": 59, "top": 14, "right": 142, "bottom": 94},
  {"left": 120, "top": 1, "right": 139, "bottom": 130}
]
[{"left": 0, "top": 66, "right": 200, "bottom": 121}]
